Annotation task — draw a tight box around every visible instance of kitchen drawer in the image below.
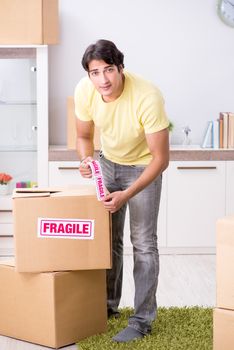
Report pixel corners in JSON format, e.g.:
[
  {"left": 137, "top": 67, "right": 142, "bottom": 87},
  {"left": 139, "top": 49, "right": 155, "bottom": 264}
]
[
  {"left": 0, "top": 224, "right": 13, "bottom": 236},
  {"left": 0, "top": 236, "right": 14, "bottom": 256},
  {"left": 49, "top": 161, "right": 93, "bottom": 187},
  {"left": 0, "top": 212, "right": 13, "bottom": 236},
  {"left": 0, "top": 211, "right": 13, "bottom": 223},
  {"left": 0, "top": 237, "right": 14, "bottom": 249},
  {"left": 0, "top": 196, "right": 13, "bottom": 210}
]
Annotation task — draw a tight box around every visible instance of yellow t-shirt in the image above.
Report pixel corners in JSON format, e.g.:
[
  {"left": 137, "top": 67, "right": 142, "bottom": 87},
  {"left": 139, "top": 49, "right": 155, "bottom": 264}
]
[{"left": 74, "top": 71, "right": 169, "bottom": 165}]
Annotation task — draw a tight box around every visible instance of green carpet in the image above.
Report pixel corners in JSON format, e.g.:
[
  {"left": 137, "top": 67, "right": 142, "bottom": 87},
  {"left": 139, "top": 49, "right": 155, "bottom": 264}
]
[{"left": 77, "top": 307, "right": 213, "bottom": 350}]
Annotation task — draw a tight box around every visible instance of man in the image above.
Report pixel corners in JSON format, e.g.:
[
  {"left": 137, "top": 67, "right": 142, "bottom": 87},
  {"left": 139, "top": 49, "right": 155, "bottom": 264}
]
[{"left": 74, "top": 39, "right": 169, "bottom": 343}]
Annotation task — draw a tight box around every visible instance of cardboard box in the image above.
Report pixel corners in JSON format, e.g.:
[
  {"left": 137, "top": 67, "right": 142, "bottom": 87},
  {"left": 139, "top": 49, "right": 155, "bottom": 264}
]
[
  {"left": 216, "top": 215, "right": 234, "bottom": 309},
  {"left": 0, "top": 260, "right": 107, "bottom": 348},
  {"left": 0, "top": 0, "right": 59, "bottom": 44},
  {"left": 213, "top": 308, "right": 234, "bottom": 350},
  {"left": 13, "top": 187, "right": 111, "bottom": 272},
  {"left": 67, "top": 96, "right": 101, "bottom": 150}
]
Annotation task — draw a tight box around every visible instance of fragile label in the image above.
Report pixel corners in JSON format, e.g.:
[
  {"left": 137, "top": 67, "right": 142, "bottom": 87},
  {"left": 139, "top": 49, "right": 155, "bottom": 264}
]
[
  {"left": 88, "top": 160, "right": 106, "bottom": 201},
  {"left": 38, "top": 218, "right": 94, "bottom": 239}
]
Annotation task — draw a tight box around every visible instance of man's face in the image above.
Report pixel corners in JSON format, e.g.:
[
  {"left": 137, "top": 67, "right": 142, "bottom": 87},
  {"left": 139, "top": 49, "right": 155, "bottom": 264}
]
[{"left": 88, "top": 60, "right": 124, "bottom": 102}]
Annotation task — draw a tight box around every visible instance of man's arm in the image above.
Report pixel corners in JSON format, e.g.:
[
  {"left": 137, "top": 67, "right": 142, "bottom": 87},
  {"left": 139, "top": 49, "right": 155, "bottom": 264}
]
[
  {"left": 76, "top": 118, "right": 95, "bottom": 178},
  {"left": 103, "top": 127, "right": 169, "bottom": 213}
]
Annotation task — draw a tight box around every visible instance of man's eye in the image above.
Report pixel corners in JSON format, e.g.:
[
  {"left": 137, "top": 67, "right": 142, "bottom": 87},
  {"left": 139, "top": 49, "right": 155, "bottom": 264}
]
[
  {"left": 91, "top": 71, "right": 98, "bottom": 76},
  {"left": 107, "top": 67, "right": 114, "bottom": 73}
]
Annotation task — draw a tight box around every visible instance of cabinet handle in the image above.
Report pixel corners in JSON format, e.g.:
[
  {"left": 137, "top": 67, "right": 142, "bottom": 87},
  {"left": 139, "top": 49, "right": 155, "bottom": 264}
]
[
  {"left": 177, "top": 166, "right": 217, "bottom": 170},
  {"left": 58, "top": 166, "right": 80, "bottom": 170}
]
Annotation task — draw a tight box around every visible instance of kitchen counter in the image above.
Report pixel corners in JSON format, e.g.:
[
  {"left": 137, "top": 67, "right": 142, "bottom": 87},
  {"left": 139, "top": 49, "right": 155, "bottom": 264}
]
[{"left": 49, "top": 145, "right": 234, "bottom": 162}]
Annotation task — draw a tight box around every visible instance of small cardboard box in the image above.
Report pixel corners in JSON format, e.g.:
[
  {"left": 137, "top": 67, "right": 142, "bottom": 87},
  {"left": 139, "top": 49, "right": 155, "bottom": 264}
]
[
  {"left": 67, "top": 96, "right": 101, "bottom": 150},
  {"left": 13, "top": 187, "right": 111, "bottom": 272},
  {"left": 213, "top": 308, "right": 234, "bottom": 350},
  {"left": 0, "top": 260, "right": 107, "bottom": 348},
  {"left": 0, "top": 0, "right": 59, "bottom": 45},
  {"left": 216, "top": 215, "right": 234, "bottom": 309}
]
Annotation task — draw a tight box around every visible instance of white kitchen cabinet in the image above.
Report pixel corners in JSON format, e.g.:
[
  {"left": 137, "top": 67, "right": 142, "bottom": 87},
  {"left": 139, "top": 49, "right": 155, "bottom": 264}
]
[
  {"left": 0, "top": 211, "right": 13, "bottom": 256},
  {"left": 49, "top": 161, "right": 93, "bottom": 187},
  {"left": 0, "top": 212, "right": 13, "bottom": 235},
  {"left": 0, "top": 46, "right": 48, "bottom": 191},
  {"left": 226, "top": 161, "right": 234, "bottom": 216},
  {"left": 158, "top": 171, "right": 167, "bottom": 247},
  {"left": 0, "top": 197, "right": 13, "bottom": 256},
  {"left": 167, "top": 161, "right": 226, "bottom": 247},
  {"left": 0, "top": 46, "right": 48, "bottom": 256}
]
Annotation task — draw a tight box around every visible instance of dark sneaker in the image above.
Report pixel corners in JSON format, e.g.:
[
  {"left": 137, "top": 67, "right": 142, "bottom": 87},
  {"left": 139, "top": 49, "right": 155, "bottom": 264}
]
[{"left": 107, "top": 309, "right": 120, "bottom": 319}]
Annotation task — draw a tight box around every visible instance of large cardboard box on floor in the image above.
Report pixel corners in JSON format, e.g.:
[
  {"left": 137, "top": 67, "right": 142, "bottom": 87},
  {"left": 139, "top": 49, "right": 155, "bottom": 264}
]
[
  {"left": 0, "top": 0, "right": 59, "bottom": 44},
  {"left": 216, "top": 215, "right": 234, "bottom": 309},
  {"left": 13, "top": 187, "right": 111, "bottom": 272},
  {"left": 0, "top": 260, "right": 107, "bottom": 348},
  {"left": 67, "top": 96, "right": 101, "bottom": 150},
  {"left": 213, "top": 308, "right": 234, "bottom": 350}
]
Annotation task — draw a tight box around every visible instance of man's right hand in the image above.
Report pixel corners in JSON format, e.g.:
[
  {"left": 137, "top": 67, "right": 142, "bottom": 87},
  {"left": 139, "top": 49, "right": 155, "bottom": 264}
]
[{"left": 79, "top": 156, "right": 93, "bottom": 178}]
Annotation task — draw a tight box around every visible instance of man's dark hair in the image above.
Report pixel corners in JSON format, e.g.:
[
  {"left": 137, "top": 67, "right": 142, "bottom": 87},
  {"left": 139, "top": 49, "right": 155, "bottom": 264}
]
[{"left": 82, "top": 39, "right": 125, "bottom": 72}]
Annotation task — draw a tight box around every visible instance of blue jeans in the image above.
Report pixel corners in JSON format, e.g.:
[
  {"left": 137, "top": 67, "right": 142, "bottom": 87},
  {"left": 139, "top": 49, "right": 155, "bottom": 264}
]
[{"left": 99, "top": 153, "right": 162, "bottom": 335}]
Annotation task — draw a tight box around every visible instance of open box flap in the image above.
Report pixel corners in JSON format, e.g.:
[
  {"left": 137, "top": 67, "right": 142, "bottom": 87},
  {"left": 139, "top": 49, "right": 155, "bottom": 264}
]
[
  {"left": 13, "top": 185, "right": 97, "bottom": 199},
  {"left": 12, "top": 187, "right": 63, "bottom": 199}
]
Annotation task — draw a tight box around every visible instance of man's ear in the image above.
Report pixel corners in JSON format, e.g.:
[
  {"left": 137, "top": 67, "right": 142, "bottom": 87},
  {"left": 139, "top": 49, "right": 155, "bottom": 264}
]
[{"left": 118, "top": 64, "right": 124, "bottom": 73}]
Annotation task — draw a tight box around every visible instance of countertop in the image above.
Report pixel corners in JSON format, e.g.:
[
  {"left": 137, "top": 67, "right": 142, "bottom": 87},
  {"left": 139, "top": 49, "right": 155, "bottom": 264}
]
[{"left": 49, "top": 145, "right": 234, "bottom": 161}]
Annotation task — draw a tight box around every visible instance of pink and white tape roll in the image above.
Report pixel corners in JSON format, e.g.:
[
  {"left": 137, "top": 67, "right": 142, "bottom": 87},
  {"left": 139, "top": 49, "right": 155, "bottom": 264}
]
[{"left": 88, "top": 160, "right": 106, "bottom": 201}]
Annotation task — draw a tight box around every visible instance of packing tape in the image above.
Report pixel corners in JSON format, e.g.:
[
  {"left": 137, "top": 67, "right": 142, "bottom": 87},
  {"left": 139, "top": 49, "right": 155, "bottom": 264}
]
[{"left": 88, "top": 160, "right": 107, "bottom": 201}]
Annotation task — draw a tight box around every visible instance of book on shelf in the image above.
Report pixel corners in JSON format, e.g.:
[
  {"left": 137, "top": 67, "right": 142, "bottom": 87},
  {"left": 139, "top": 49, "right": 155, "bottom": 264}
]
[
  {"left": 220, "top": 112, "right": 229, "bottom": 149},
  {"left": 228, "top": 113, "right": 234, "bottom": 149},
  {"left": 219, "top": 114, "right": 224, "bottom": 148},
  {"left": 202, "top": 112, "right": 234, "bottom": 149},
  {"left": 218, "top": 112, "right": 234, "bottom": 149}
]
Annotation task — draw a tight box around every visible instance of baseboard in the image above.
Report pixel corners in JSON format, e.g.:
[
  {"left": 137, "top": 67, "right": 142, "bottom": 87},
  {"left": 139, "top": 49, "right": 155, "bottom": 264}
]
[
  {"left": 159, "top": 246, "right": 216, "bottom": 255},
  {"left": 123, "top": 246, "right": 216, "bottom": 255},
  {"left": 1, "top": 246, "right": 216, "bottom": 258}
]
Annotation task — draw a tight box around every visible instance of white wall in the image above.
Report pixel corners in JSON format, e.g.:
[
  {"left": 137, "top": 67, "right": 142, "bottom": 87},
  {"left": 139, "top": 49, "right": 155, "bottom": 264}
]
[{"left": 49, "top": 0, "right": 234, "bottom": 145}]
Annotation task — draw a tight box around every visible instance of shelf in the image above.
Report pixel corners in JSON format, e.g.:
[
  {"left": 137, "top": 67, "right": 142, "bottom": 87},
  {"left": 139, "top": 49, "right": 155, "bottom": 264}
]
[
  {"left": 48, "top": 145, "right": 234, "bottom": 162},
  {"left": 170, "top": 144, "right": 234, "bottom": 151},
  {"left": 0, "top": 47, "right": 36, "bottom": 59},
  {"left": 0, "top": 145, "right": 37, "bottom": 152},
  {"left": 0, "top": 101, "right": 37, "bottom": 106}
]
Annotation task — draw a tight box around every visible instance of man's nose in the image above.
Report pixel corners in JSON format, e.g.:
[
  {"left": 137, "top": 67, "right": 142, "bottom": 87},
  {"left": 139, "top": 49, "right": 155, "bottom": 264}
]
[{"left": 100, "top": 72, "right": 108, "bottom": 84}]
